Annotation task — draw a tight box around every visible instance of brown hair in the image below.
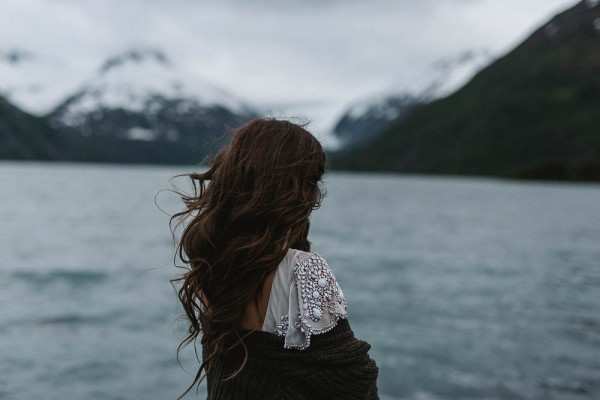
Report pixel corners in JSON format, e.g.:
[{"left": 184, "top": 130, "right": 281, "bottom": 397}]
[{"left": 169, "top": 118, "right": 326, "bottom": 398}]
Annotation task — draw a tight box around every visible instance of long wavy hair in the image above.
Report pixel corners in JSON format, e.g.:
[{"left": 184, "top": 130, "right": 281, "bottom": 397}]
[{"left": 169, "top": 118, "right": 326, "bottom": 398}]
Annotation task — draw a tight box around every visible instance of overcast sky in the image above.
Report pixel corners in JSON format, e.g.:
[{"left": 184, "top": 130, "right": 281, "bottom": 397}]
[{"left": 0, "top": 0, "right": 578, "bottom": 141}]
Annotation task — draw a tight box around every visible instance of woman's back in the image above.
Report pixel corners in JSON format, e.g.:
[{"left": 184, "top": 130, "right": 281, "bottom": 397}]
[
  {"left": 203, "top": 249, "right": 379, "bottom": 400},
  {"left": 169, "top": 118, "right": 378, "bottom": 398},
  {"left": 261, "top": 249, "right": 348, "bottom": 348}
]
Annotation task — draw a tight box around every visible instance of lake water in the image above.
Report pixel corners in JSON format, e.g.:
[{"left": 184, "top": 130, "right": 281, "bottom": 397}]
[{"left": 1, "top": 161, "right": 599, "bottom": 400}]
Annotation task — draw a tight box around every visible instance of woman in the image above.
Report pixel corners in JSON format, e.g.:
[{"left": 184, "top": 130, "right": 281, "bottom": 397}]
[{"left": 170, "top": 118, "right": 379, "bottom": 399}]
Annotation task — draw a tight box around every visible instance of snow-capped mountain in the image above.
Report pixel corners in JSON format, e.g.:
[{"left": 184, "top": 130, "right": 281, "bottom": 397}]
[
  {"left": 333, "top": 49, "right": 494, "bottom": 147},
  {"left": 0, "top": 49, "right": 81, "bottom": 115},
  {"left": 48, "top": 48, "right": 257, "bottom": 150},
  {"left": 417, "top": 49, "right": 494, "bottom": 100}
]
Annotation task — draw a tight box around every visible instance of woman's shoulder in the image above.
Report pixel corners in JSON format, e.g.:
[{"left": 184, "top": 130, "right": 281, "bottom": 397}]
[
  {"left": 290, "top": 249, "right": 344, "bottom": 285},
  {"left": 285, "top": 248, "right": 317, "bottom": 265},
  {"left": 288, "top": 249, "right": 335, "bottom": 271},
  {"left": 274, "top": 249, "right": 348, "bottom": 350},
  {"left": 290, "top": 250, "right": 341, "bottom": 290},
  {"left": 286, "top": 250, "right": 347, "bottom": 305}
]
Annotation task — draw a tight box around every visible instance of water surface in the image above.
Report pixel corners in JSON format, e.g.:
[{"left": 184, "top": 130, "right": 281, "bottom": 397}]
[{"left": 1, "top": 161, "right": 599, "bottom": 400}]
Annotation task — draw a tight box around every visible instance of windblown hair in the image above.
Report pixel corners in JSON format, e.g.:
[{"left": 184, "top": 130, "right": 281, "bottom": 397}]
[{"left": 169, "top": 118, "right": 326, "bottom": 398}]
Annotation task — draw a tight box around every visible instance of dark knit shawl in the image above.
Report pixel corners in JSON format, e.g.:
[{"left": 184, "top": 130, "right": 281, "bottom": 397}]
[{"left": 202, "top": 318, "right": 379, "bottom": 399}]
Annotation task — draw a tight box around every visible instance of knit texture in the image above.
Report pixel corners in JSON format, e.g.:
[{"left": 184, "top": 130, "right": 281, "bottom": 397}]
[{"left": 202, "top": 318, "right": 379, "bottom": 399}]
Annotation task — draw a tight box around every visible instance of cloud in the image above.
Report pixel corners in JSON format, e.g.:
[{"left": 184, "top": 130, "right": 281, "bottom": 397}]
[{"left": 0, "top": 0, "right": 578, "bottom": 138}]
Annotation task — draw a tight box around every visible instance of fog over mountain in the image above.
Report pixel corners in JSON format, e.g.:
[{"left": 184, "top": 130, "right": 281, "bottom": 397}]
[
  {"left": 48, "top": 48, "right": 256, "bottom": 144},
  {"left": 0, "top": 0, "right": 577, "bottom": 145},
  {"left": 333, "top": 50, "right": 493, "bottom": 147},
  {"left": 332, "top": 0, "right": 600, "bottom": 181}
]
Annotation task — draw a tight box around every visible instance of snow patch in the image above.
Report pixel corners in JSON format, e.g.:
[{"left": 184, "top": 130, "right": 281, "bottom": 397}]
[
  {"left": 331, "top": 48, "right": 495, "bottom": 147},
  {"left": 260, "top": 101, "right": 343, "bottom": 149},
  {"left": 594, "top": 18, "right": 600, "bottom": 31},
  {"left": 100, "top": 49, "right": 169, "bottom": 74},
  {"left": 59, "top": 48, "right": 252, "bottom": 122},
  {"left": 586, "top": 0, "right": 599, "bottom": 8},
  {"left": 423, "top": 49, "right": 494, "bottom": 99},
  {"left": 175, "top": 99, "right": 198, "bottom": 114},
  {"left": 125, "top": 127, "right": 157, "bottom": 141},
  {"left": 342, "top": 49, "right": 493, "bottom": 123},
  {"left": 0, "top": 47, "right": 254, "bottom": 118},
  {"left": 346, "top": 93, "right": 413, "bottom": 121}
]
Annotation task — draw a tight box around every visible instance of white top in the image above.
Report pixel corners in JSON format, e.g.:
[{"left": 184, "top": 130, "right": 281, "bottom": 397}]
[{"left": 261, "top": 249, "right": 348, "bottom": 350}]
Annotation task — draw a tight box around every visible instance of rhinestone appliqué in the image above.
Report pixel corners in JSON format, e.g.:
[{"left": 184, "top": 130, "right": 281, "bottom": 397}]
[
  {"left": 273, "top": 314, "right": 289, "bottom": 337},
  {"left": 283, "top": 252, "right": 348, "bottom": 350},
  {"left": 295, "top": 253, "right": 347, "bottom": 323}
]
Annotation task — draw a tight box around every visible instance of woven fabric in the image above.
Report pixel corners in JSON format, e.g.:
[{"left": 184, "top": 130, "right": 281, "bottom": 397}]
[{"left": 203, "top": 318, "right": 379, "bottom": 399}]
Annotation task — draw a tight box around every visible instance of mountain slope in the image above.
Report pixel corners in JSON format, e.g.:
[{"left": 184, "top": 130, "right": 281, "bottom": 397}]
[
  {"left": 332, "top": 1, "right": 600, "bottom": 181},
  {"left": 0, "top": 91, "right": 236, "bottom": 164},
  {"left": 0, "top": 94, "right": 72, "bottom": 160},
  {"left": 47, "top": 48, "right": 258, "bottom": 163},
  {"left": 332, "top": 50, "right": 492, "bottom": 147},
  {"left": 0, "top": 49, "right": 80, "bottom": 115},
  {"left": 332, "top": 94, "right": 421, "bottom": 147}
]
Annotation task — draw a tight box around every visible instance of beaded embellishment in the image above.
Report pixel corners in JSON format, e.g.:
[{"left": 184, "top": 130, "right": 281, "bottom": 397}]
[
  {"left": 274, "top": 252, "right": 348, "bottom": 350},
  {"left": 273, "top": 314, "right": 289, "bottom": 337}
]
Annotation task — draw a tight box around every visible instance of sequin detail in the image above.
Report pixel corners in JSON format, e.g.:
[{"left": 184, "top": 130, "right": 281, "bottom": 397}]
[
  {"left": 274, "top": 314, "right": 289, "bottom": 337},
  {"left": 282, "top": 252, "right": 348, "bottom": 350}
]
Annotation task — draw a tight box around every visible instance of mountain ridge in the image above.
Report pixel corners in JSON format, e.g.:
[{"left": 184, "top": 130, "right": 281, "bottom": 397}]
[
  {"left": 43, "top": 48, "right": 257, "bottom": 164},
  {"left": 0, "top": 48, "right": 259, "bottom": 165},
  {"left": 331, "top": 0, "right": 600, "bottom": 181},
  {"left": 332, "top": 49, "right": 493, "bottom": 147}
]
